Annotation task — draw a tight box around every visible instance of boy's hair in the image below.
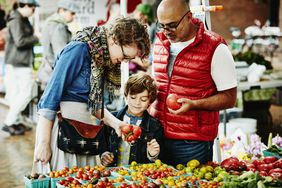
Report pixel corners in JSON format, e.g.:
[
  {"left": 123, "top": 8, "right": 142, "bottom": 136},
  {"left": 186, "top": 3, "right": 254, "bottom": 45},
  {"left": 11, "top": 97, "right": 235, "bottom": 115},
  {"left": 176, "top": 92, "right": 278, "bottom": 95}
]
[{"left": 124, "top": 72, "right": 157, "bottom": 104}]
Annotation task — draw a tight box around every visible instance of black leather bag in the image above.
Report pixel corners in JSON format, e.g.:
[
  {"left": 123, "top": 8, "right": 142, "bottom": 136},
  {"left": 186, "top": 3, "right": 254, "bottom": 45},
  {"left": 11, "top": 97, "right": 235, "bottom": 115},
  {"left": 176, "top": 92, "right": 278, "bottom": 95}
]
[
  {"left": 57, "top": 117, "right": 105, "bottom": 155},
  {"left": 57, "top": 75, "right": 106, "bottom": 155}
]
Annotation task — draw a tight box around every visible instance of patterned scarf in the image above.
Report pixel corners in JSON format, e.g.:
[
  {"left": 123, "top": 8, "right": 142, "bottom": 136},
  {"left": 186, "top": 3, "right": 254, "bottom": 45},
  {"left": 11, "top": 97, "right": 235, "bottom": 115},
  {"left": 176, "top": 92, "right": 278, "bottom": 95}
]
[{"left": 74, "top": 26, "right": 121, "bottom": 115}]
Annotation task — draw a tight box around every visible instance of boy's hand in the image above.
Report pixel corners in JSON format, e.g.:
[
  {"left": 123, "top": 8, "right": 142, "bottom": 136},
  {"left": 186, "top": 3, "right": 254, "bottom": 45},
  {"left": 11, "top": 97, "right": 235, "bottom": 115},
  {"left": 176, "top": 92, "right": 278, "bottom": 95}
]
[
  {"left": 101, "top": 152, "right": 114, "bottom": 166},
  {"left": 147, "top": 139, "right": 160, "bottom": 157}
]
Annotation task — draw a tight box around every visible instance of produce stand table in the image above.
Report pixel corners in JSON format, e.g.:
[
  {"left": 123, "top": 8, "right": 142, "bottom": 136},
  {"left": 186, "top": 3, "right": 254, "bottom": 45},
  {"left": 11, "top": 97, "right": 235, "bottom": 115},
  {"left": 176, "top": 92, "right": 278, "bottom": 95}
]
[
  {"left": 24, "top": 157, "right": 282, "bottom": 188},
  {"left": 238, "top": 78, "right": 282, "bottom": 144},
  {"left": 221, "top": 78, "right": 282, "bottom": 141}
]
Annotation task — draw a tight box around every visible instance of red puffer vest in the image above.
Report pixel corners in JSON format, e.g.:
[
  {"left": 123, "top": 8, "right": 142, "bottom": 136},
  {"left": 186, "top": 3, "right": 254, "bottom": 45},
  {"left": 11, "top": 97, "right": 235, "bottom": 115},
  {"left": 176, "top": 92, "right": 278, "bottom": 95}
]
[{"left": 150, "top": 18, "right": 226, "bottom": 141}]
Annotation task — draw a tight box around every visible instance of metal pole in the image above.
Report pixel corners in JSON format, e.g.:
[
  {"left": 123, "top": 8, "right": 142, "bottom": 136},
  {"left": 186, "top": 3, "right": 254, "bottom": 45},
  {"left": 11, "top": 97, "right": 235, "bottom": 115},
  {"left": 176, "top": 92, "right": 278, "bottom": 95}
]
[{"left": 202, "top": 0, "right": 212, "bottom": 30}]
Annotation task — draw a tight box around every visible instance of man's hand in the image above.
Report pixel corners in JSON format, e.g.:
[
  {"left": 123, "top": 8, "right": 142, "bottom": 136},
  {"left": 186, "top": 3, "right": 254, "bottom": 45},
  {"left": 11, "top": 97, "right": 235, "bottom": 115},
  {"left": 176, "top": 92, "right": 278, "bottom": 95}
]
[
  {"left": 168, "top": 98, "right": 195, "bottom": 115},
  {"left": 168, "top": 87, "right": 237, "bottom": 114},
  {"left": 101, "top": 152, "right": 114, "bottom": 166},
  {"left": 147, "top": 139, "right": 160, "bottom": 157}
]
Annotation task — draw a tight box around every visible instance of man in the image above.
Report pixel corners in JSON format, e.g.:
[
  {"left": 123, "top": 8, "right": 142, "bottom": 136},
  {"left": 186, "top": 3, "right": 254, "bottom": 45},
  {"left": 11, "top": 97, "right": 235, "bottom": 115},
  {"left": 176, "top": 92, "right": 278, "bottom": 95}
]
[
  {"left": 2, "top": 0, "right": 39, "bottom": 135},
  {"left": 150, "top": 0, "right": 237, "bottom": 166},
  {"left": 38, "top": 0, "right": 79, "bottom": 90}
]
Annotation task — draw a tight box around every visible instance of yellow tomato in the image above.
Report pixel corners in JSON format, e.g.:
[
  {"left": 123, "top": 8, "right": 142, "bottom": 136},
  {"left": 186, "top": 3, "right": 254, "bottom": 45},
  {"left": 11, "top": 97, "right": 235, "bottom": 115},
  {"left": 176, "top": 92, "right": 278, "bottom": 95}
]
[
  {"left": 168, "top": 180, "right": 175, "bottom": 186},
  {"left": 131, "top": 161, "right": 137, "bottom": 166},
  {"left": 155, "top": 159, "right": 162, "bottom": 167},
  {"left": 206, "top": 165, "right": 214, "bottom": 172},
  {"left": 176, "top": 164, "right": 185, "bottom": 170},
  {"left": 187, "top": 159, "right": 200, "bottom": 168}
]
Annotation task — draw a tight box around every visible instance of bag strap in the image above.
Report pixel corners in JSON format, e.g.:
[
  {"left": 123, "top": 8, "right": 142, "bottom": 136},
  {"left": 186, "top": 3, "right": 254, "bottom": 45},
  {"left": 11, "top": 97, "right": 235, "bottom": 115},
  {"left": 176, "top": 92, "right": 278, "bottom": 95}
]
[{"left": 100, "top": 71, "right": 105, "bottom": 124}]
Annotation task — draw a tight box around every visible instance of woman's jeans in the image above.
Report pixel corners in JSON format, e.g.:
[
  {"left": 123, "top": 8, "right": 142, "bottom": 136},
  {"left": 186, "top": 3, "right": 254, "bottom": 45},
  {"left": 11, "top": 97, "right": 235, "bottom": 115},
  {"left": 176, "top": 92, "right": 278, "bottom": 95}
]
[{"left": 164, "top": 139, "right": 214, "bottom": 166}]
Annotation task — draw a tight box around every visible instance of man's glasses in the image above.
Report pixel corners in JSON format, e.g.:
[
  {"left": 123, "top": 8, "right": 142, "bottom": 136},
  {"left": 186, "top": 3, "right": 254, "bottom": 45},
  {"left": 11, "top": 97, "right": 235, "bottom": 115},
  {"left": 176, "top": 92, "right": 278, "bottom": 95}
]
[
  {"left": 121, "top": 46, "right": 135, "bottom": 62},
  {"left": 157, "top": 11, "right": 190, "bottom": 32}
]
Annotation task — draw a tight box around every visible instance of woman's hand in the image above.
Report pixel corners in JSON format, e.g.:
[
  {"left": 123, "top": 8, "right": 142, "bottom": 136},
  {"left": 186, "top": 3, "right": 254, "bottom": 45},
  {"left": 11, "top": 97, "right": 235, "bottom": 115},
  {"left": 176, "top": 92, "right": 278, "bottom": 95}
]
[
  {"left": 147, "top": 139, "right": 160, "bottom": 157},
  {"left": 34, "top": 115, "right": 54, "bottom": 164},
  {"left": 101, "top": 152, "right": 114, "bottom": 166},
  {"left": 34, "top": 141, "right": 52, "bottom": 164},
  {"left": 103, "top": 108, "right": 128, "bottom": 137},
  {"left": 114, "top": 121, "right": 129, "bottom": 137}
]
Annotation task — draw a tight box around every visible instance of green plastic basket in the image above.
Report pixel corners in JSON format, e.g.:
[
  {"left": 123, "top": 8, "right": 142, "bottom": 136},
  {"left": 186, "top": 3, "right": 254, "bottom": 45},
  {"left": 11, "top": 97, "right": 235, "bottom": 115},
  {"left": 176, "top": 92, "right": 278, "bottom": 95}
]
[
  {"left": 24, "top": 176, "right": 50, "bottom": 188},
  {"left": 263, "top": 150, "right": 282, "bottom": 159},
  {"left": 50, "top": 177, "right": 65, "bottom": 188}
]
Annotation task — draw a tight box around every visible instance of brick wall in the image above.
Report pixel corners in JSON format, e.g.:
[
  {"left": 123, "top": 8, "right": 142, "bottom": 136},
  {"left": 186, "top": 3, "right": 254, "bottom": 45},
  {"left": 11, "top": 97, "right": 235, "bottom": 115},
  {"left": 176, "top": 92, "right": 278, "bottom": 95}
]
[{"left": 210, "top": 0, "right": 269, "bottom": 40}]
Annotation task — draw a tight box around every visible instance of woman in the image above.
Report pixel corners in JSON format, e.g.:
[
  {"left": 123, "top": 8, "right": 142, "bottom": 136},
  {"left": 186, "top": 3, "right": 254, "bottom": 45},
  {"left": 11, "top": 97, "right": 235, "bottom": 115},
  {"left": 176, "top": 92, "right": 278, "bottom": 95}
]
[{"left": 33, "top": 17, "right": 150, "bottom": 171}]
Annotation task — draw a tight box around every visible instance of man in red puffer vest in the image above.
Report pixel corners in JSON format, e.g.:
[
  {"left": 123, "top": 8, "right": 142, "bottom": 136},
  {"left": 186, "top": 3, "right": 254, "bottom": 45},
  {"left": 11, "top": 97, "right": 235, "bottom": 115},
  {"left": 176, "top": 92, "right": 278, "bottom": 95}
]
[{"left": 150, "top": 0, "right": 237, "bottom": 166}]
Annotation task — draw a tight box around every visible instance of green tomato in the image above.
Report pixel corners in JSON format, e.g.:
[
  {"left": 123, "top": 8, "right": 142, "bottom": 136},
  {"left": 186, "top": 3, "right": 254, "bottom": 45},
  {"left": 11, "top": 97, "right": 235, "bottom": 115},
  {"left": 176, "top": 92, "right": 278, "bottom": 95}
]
[
  {"left": 218, "top": 171, "right": 229, "bottom": 180},
  {"left": 196, "top": 172, "right": 205, "bottom": 179},
  {"left": 213, "top": 177, "right": 221, "bottom": 182},
  {"left": 200, "top": 167, "right": 207, "bottom": 174},
  {"left": 185, "top": 167, "right": 193, "bottom": 173},
  {"left": 206, "top": 165, "right": 214, "bottom": 172},
  {"left": 176, "top": 164, "right": 185, "bottom": 170},
  {"left": 204, "top": 172, "right": 213, "bottom": 180},
  {"left": 214, "top": 166, "right": 223, "bottom": 171}
]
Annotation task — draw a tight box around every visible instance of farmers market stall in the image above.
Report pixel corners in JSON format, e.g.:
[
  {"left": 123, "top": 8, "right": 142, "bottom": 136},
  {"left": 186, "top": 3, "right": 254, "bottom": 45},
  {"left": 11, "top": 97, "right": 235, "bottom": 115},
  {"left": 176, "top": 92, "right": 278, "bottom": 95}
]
[{"left": 25, "top": 152, "right": 282, "bottom": 188}]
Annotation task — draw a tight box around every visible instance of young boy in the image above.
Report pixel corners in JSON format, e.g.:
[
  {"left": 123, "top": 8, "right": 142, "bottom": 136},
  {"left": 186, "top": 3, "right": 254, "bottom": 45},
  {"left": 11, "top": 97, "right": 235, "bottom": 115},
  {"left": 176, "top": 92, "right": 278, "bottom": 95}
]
[{"left": 101, "top": 72, "right": 164, "bottom": 166}]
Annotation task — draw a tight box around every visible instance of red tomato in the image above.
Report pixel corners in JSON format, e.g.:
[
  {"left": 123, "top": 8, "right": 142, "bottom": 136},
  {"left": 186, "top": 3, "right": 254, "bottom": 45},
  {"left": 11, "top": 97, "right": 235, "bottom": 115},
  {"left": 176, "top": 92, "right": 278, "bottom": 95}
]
[
  {"left": 131, "top": 183, "right": 139, "bottom": 188},
  {"left": 59, "top": 180, "right": 66, "bottom": 185},
  {"left": 263, "top": 156, "right": 277, "bottom": 164},
  {"left": 238, "top": 161, "right": 247, "bottom": 171},
  {"left": 65, "top": 177, "right": 74, "bottom": 182},
  {"left": 257, "top": 164, "right": 271, "bottom": 172},
  {"left": 269, "top": 168, "right": 282, "bottom": 174},
  {"left": 252, "top": 159, "right": 265, "bottom": 167},
  {"left": 72, "top": 179, "right": 80, "bottom": 185},
  {"left": 221, "top": 157, "right": 240, "bottom": 171},
  {"left": 274, "top": 159, "right": 282, "bottom": 168},
  {"left": 132, "top": 126, "right": 142, "bottom": 139},
  {"left": 269, "top": 171, "right": 282, "bottom": 180},
  {"left": 248, "top": 168, "right": 257, "bottom": 172},
  {"left": 120, "top": 182, "right": 127, "bottom": 188},
  {"left": 127, "top": 135, "right": 136, "bottom": 142},
  {"left": 259, "top": 171, "right": 268, "bottom": 176},
  {"left": 246, "top": 163, "right": 256, "bottom": 170},
  {"left": 121, "top": 124, "right": 133, "bottom": 135},
  {"left": 96, "top": 181, "right": 106, "bottom": 188},
  {"left": 166, "top": 94, "right": 181, "bottom": 110}
]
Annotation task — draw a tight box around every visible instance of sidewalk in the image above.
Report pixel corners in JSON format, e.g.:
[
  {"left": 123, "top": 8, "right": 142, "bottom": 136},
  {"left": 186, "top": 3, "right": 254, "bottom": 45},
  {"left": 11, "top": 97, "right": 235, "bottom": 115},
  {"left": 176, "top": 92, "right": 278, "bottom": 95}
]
[{"left": 0, "top": 102, "right": 35, "bottom": 188}]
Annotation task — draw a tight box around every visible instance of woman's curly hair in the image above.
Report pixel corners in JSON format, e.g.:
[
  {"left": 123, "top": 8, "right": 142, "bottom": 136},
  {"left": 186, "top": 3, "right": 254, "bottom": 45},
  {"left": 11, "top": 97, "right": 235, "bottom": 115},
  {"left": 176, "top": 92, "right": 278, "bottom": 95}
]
[
  {"left": 108, "top": 17, "right": 151, "bottom": 58},
  {"left": 124, "top": 72, "right": 157, "bottom": 104}
]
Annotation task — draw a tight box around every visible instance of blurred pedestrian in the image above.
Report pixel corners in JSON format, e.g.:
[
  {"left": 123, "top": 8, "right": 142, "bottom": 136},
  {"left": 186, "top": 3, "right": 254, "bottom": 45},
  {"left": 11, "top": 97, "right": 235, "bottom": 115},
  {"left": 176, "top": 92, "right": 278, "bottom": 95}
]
[
  {"left": 0, "top": 5, "right": 6, "bottom": 30},
  {"left": 2, "top": 0, "right": 39, "bottom": 136},
  {"left": 128, "top": 3, "right": 155, "bottom": 75},
  {"left": 38, "top": 0, "right": 79, "bottom": 90}
]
